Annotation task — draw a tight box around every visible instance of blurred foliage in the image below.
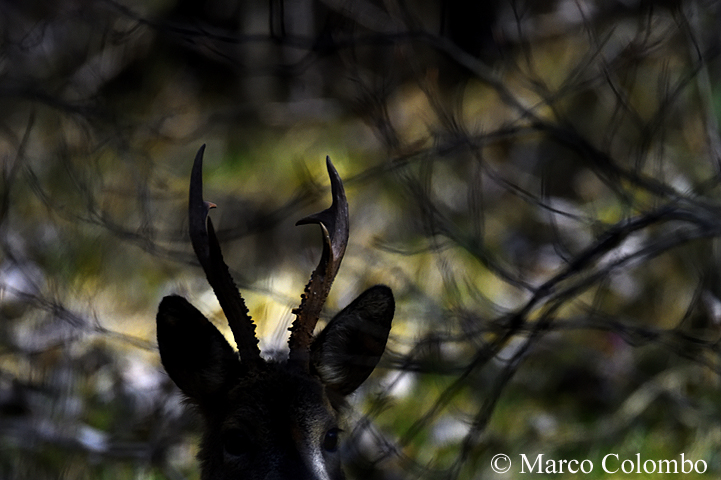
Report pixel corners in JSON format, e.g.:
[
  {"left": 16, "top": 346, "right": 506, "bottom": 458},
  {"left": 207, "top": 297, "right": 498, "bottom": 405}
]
[{"left": 1, "top": 0, "right": 721, "bottom": 479}]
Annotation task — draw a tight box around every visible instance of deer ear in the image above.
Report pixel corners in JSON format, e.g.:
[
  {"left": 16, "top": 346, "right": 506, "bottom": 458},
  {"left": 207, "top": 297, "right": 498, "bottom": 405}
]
[
  {"left": 157, "top": 295, "right": 240, "bottom": 405},
  {"left": 311, "top": 285, "right": 394, "bottom": 396}
]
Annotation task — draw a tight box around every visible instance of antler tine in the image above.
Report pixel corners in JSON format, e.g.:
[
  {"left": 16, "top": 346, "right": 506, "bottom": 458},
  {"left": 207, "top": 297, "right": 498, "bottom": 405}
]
[
  {"left": 189, "top": 145, "right": 262, "bottom": 364},
  {"left": 288, "top": 157, "right": 349, "bottom": 366}
]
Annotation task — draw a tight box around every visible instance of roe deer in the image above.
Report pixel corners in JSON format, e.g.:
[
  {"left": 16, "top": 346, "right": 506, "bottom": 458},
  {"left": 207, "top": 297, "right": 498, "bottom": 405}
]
[{"left": 157, "top": 146, "right": 394, "bottom": 480}]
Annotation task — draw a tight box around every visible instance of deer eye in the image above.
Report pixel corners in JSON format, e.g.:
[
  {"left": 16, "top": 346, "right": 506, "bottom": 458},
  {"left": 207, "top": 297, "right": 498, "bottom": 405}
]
[
  {"left": 222, "top": 429, "right": 253, "bottom": 457},
  {"left": 322, "top": 428, "right": 341, "bottom": 453}
]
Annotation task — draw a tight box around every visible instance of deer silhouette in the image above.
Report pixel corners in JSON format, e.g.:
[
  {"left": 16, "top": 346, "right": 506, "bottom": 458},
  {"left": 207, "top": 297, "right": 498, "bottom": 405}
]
[{"left": 157, "top": 146, "right": 394, "bottom": 480}]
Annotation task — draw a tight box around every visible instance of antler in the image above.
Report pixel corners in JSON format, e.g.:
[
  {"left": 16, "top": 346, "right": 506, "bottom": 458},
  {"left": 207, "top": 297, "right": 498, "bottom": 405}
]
[
  {"left": 288, "top": 157, "right": 349, "bottom": 365},
  {"left": 189, "top": 145, "right": 262, "bottom": 365}
]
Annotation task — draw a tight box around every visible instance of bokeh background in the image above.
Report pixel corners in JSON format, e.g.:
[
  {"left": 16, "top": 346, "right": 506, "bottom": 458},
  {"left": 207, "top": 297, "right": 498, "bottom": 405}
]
[{"left": 1, "top": 1, "right": 721, "bottom": 479}]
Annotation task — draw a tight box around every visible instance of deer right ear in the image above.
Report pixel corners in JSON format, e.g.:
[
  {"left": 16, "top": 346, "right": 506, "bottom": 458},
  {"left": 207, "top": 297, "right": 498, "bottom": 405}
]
[
  {"left": 311, "top": 285, "right": 394, "bottom": 396},
  {"left": 157, "top": 295, "right": 241, "bottom": 404}
]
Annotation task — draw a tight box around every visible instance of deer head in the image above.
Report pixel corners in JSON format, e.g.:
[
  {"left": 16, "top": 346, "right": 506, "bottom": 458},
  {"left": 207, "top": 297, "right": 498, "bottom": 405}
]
[{"left": 157, "top": 146, "right": 394, "bottom": 480}]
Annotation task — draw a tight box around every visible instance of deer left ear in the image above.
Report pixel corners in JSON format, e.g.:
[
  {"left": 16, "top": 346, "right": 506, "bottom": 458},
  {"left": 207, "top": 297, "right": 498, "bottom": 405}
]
[
  {"left": 311, "top": 285, "right": 394, "bottom": 396},
  {"left": 157, "top": 295, "right": 241, "bottom": 405}
]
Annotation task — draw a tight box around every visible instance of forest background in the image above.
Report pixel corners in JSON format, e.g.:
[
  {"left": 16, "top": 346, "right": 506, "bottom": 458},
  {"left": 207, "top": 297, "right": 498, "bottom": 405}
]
[{"left": 1, "top": 1, "right": 721, "bottom": 479}]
